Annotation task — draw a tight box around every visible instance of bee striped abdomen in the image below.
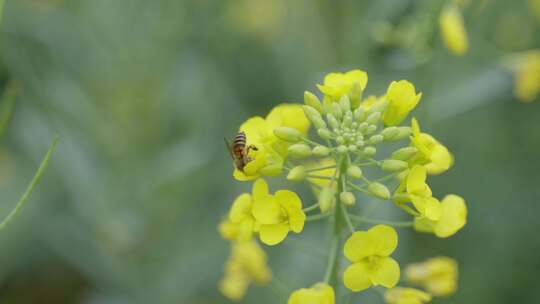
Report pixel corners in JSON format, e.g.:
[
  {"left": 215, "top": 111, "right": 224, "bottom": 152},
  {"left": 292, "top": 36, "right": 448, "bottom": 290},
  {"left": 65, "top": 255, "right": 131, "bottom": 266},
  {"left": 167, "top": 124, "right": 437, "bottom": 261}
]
[{"left": 233, "top": 132, "right": 247, "bottom": 157}]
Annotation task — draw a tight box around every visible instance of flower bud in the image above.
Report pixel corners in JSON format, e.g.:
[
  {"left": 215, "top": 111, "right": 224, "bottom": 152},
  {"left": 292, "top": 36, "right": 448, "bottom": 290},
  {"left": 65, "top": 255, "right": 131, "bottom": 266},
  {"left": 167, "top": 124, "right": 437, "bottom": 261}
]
[
  {"left": 339, "top": 95, "right": 351, "bottom": 112},
  {"left": 381, "top": 159, "right": 409, "bottom": 172},
  {"left": 287, "top": 166, "right": 307, "bottom": 181},
  {"left": 392, "top": 126, "right": 412, "bottom": 140},
  {"left": 381, "top": 126, "right": 399, "bottom": 140},
  {"left": 349, "top": 82, "right": 363, "bottom": 107},
  {"left": 340, "top": 191, "right": 356, "bottom": 206},
  {"left": 326, "top": 114, "right": 340, "bottom": 129},
  {"left": 259, "top": 164, "right": 283, "bottom": 176},
  {"left": 337, "top": 145, "right": 348, "bottom": 154},
  {"left": 274, "top": 127, "right": 302, "bottom": 142},
  {"left": 331, "top": 102, "right": 342, "bottom": 119},
  {"left": 288, "top": 143, "right": 312, "bottom": 158},
  {"left": 358, "top": 122, "right": 368, "bottom": 132},
  {"left": 347, "top": 165, "right": 363, "bottom": 179},
  {"left": 319, "top": 188, "right": 335, "bottom": 213},
  {"left": 368, "top": 182, "right": 391, "bottom": 199},
  {"left": 366, "top": 125, "right": 377, "bottom": 135},
  {"left": 392, "top": 146, "right": 418, "bottom": 160},
  {"left": 366, "top": 112, "right": 382, "bottom": 124},
  {"left": 312, "top": 145, "right": 330, "bottom": 157},
  {"left": 348, "top": 144, "right": 357, "bottom": 152},
  {"left": 368, "top": 134, "right": 384, "bottom": 145},
  {"left": 354, "top": 107, "right": 366, "bottom": 121},
  {"left": 336, "top": 136, "right": 345, "bottom": 144},
  {"left": 304, "top": 91, "right": 323, "bottom": 113},
  {"left": 363, "top": 146, "right": 376, "bottom": 157},
  {"left": 343, "top": 111, "right": 353, "bottom": 126},
  {"left": 303, "top": 105, "right": 327, "bottom": 129},
  {"left": 317, "top": 128, "right": 333, "bottom": 140}
]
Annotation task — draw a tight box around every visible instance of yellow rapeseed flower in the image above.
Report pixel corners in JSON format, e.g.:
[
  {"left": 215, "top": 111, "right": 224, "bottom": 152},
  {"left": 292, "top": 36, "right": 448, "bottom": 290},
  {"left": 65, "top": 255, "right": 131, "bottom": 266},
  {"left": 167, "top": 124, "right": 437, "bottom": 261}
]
[
  {"left": 219, "top": 193, "right": 257, "bottom": 242},
  {"left": 508, "top": 50, "right": 540, "bottom": 102},
  {"left": 385, "top": 287, "right": 432, "bottom": 304},
  {"left": 410, "top": 118, "right": 453, "bottom": 175},
  {"left": 405, "top": 256, "right": 458, "bottom": 296},
  {"left": 234, "top": 104, "right": 310, "bottom": 181},
  {"left": 396, "top": 165, "right": 442, "bottom": 221},
  {"left": 251, "top": 178, "right": 306, "bottom": 245},
  {"left": 414, "top": 194, "right": 467, "bottom": 238},
  {"left": 317, "top": 69, "right": 368, "bottom": 104},
  {"left": 288, "top": 282, "right": 335, "bottom": 304},
  {"left": 219, "top": 240, "right": 272, "bottom": 301},
  {"left": 439, "top": 4, "right": 468, "bottom": 56},
  {"left": 382, "top": 80, "right": 422, "bottom": 126},
  {"left": 359, "top": 95, "right": 386, "bottom": 111},
  {"left": 343, "top": 225, "right": 400, "bottom": 292}
]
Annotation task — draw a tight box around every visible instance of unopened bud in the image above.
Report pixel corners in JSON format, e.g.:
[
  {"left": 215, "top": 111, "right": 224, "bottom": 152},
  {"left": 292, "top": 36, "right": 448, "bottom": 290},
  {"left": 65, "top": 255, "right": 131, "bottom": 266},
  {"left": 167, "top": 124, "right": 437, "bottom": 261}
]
[
  {"left": 339, "top": 95, "right": 351, "bottom": 112},
  {"left": 368, "top": 134, "right": 384, "bottom": 145},
  {"left": 363, "top": 146, "right": 377, "bottom": 157},
  {"left": 326, "top": 114, "right": 339, "bottom": 129},
  {"left": 288, "top": 143, "right": 312, "bottom": 158},
  {"left": 368, "top": 182, "right": 390, "bottom": 199},
  {"left": 337, "top": 145, "right": 348, "bottom": 154},
  {"left": 274, "top": 127, "right": 302, "bottom": 142},
  {"left": 317, "top": 128, "right": 333, "bottom": 140},
  {"left": 287, "top": 166, "right": 307, "bottom": 181},
  {"left": 303, "top": 105, "right": 327, "bottom": 129},
  {"left": 381, "top": 126, "right": 399, "bottom": 140},
  {"left": 340, "top": 191, "right": 356, "bottom": 206},
  {"left": 259, "top": 164, "right": 283, "bottom": 176},
  {"left": 392, "top": 147, "right": 418, "bottom": 160},
  {"left": 366, "top": 112, "right": 381, "bottom": 124},
  {"left": 312, "top": 145, "right": 330, "bottom": 157},
  {"left": 358, "top": 122, "right": 369, "bottom": 132},
  {"left": 393, "top": 126, "right": 412, "bottom": 140},
  {"left": 348, "top": 144, "right": 357, "bottom": 152},
  {"left": 347, "top": 165, "right": 363, "bottom": 179},
  {"left": 349, "top": 82, "right": 363, "bottom": 107},
  {"left": 331, "top": 103, "right": 342, "bottom": 119},
  {"left": 366, "top": 125, "right": 377, "bottom": 135},
  {"left": 381, "top": 159, "right": 409, "bottom": 172},
  {"left": 304, "top": 91, "right": 323, "bottom": 113},
  {"left": 354, "top": 107, "right": 366, "bottom": 121},
  {"left": 319, "top": 188, "right": 335, "bottom": 213}
]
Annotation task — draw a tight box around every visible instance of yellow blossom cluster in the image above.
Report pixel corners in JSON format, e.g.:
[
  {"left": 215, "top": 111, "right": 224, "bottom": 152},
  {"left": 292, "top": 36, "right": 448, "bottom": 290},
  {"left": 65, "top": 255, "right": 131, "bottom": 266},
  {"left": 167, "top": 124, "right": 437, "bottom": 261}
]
[{"left": 219, "top": 68, "right": 467, "bottom": 303}]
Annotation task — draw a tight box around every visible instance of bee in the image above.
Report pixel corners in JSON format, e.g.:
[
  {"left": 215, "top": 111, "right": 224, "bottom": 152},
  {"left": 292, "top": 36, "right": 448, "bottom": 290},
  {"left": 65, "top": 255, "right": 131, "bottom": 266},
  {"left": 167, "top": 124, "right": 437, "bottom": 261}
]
[{"left": 225, "top": 131, "right": 258, "bottom": 172}]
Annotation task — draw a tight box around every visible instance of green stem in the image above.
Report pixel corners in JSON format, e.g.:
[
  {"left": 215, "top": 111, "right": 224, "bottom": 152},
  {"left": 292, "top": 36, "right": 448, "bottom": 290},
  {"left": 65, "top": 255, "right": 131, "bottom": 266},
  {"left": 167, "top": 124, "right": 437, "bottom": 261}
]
[
  {"left": 349, "top": 215, "right": 414, "bottom": 228},
  {"left": 0, "top": 135, "right": 59, "bottom": 231},
  {"left": 327, "top": 156, "right": 346, "bottom": 295},
  {"left": 303, "top": 202, "right": 321, "bottom": 213},
  {"left": 306, "top": 212, "right": 333, "bottom": 222},
  {"left": 307, "top": 174, "right": 334, "bottom": 180},
  {"left": 323, "top": 238, "right": 339, "bottom": 283},
  {"left": 341, "top": 204, "right": 356, "bottom": 234},
  {"left": 347, "top": 182, "right": 370, "bottom": 195}
]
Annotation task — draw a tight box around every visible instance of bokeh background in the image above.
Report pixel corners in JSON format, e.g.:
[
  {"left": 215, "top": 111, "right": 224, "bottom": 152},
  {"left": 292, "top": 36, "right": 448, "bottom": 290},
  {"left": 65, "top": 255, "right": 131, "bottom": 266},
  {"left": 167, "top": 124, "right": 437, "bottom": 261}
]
[{"left": 0, "top": 0, "right": 538, "bottom": 303}]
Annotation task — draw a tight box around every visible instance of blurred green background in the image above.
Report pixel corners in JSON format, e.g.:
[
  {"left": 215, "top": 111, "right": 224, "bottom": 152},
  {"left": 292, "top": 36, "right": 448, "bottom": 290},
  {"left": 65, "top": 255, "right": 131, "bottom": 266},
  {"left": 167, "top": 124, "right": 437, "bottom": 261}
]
[{"left": 0, "top": 0, "right": 538, "bottom": 303}]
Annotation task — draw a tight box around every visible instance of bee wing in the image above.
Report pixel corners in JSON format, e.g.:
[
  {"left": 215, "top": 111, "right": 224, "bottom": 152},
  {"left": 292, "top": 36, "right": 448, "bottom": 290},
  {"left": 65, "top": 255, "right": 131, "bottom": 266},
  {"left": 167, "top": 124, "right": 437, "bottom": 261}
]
[{"left": 224, "top": 138, "right": 235, "bottom": 160}]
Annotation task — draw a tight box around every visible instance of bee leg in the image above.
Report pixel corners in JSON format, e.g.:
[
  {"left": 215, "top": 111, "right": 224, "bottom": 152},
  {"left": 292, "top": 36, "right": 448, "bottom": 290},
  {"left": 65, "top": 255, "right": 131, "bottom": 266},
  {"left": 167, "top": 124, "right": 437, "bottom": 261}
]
[{"left": 247, "top": 145, "right": 258, "bottom": 153}]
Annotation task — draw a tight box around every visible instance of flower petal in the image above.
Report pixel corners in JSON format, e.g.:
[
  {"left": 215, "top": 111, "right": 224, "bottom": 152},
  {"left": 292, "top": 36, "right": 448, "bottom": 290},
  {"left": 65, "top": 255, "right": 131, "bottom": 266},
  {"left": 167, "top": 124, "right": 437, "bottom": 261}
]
[
  {"left": 407, "top": 166, "right": 428, "bottom": 195},
  {"left": 344, "top": 231, "right": 374, "bottom": 262},
  {"left": 343, "top": 261, "right": 372, "bottom": 292},
  {"left": 370, "top": 257, "right": 400, "bottom": 288},
  {"left": 252, "top": 178, "right": 269, "bottom": 201},
  {"left": 252, "top": 196, "right": 283, "bottom": 225},
  {"left": 434, "top": 194, "right": 467, "bottom": 238},
  {"left": 368, "top": 225, "right": 398, "bottom": 256},
  {"left": 259, "top": 223, "right": 289, "bottom": 245},
  {"left": 276, "top": 190, "right": 305, "bottom": 233},
  {"left": 229, "top": 193, "right": 253, "bottom": 223}
]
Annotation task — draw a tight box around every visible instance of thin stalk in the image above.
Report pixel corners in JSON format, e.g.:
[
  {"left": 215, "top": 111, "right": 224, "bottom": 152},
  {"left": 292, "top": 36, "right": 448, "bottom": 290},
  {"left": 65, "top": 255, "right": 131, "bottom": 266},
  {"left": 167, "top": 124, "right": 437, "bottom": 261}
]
[
  {"left": 349, "top": 215, "right": 414, "bottom": 228},
  {"left": 306, "top": 212, "right": 333, "bottom": 222},
  {"left": 341, "top": 204, "right": 356, "bottom": 234},
  {"left": 323, "top": 238, "right": 339, "bottom": 283},
  {"left": 306, "top": 174, "right": 334, "bottom": 180},
  {"left": 303, "top": 202, "right": 321, "bottom": 213},
  {"left": 327, "top": 156, "right": 346, "bottom": 294},
  {"left": 347, "top": 182, "right": 370, "bottom": 195},
  {"left": 0, "top": 136, "right": 59, "bottom": 231}
]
